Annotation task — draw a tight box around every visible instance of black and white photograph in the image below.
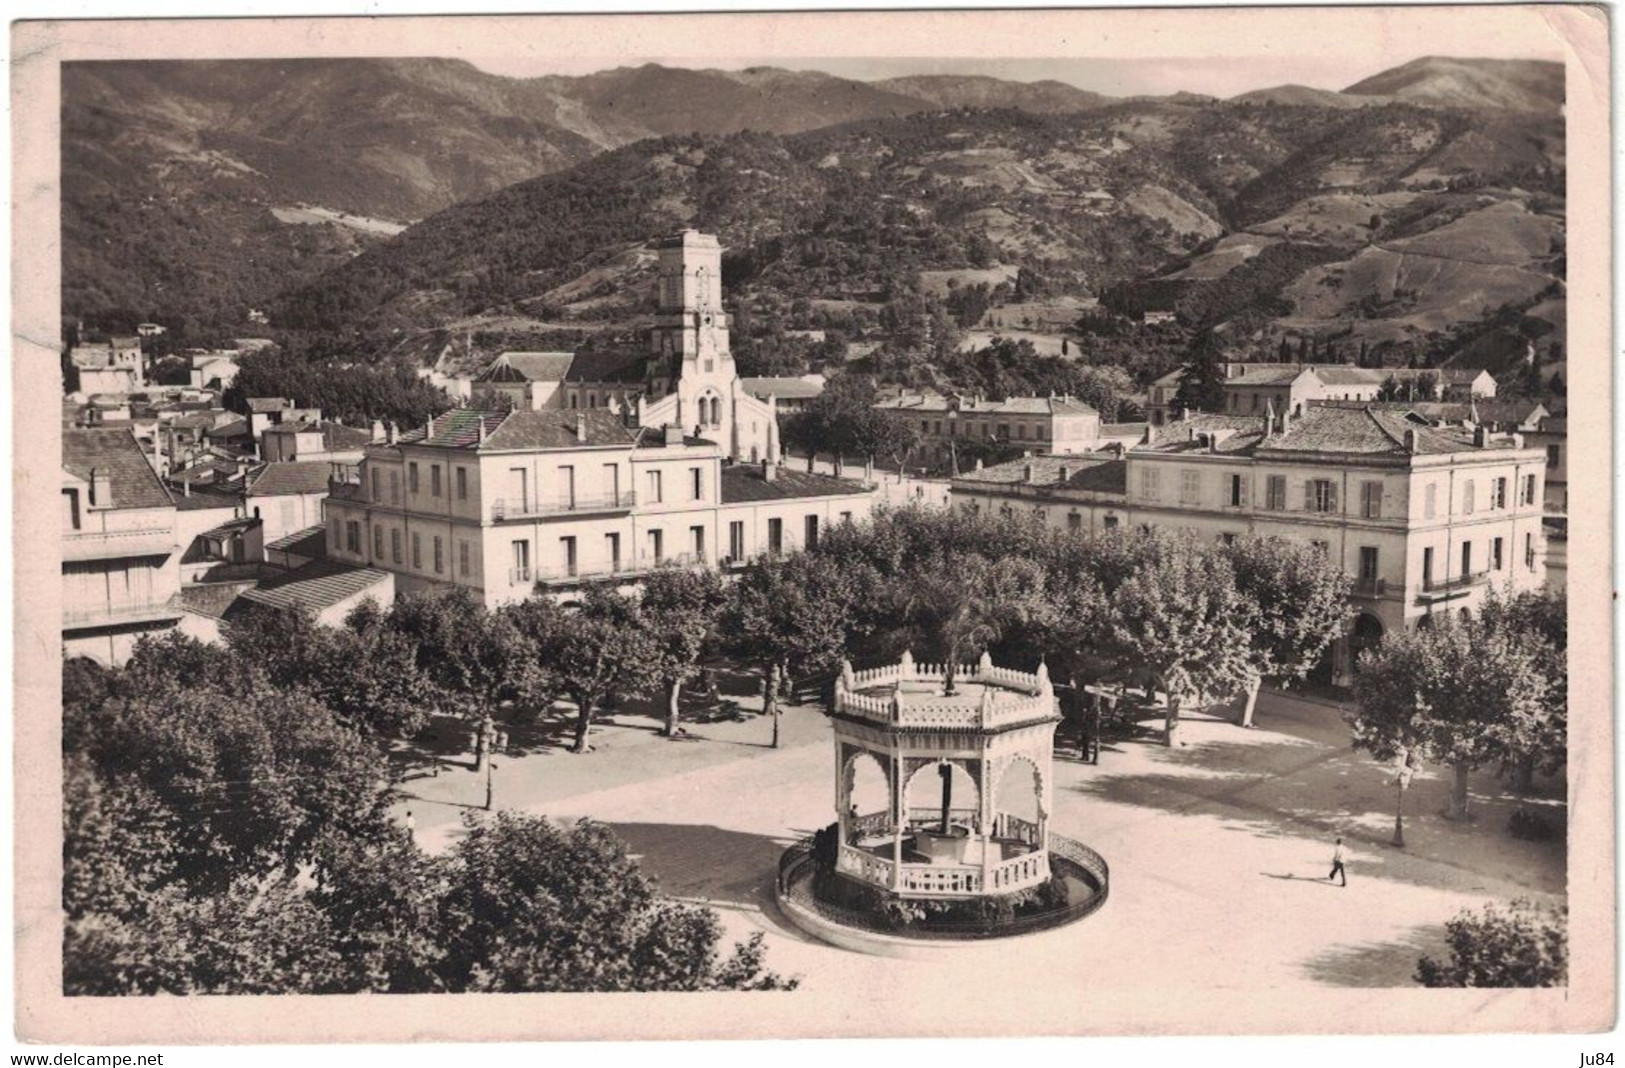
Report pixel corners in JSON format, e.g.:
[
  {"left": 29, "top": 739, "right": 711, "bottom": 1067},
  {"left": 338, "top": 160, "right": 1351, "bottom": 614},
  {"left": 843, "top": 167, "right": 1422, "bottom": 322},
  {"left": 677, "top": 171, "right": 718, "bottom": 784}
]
[{"left": 10, "top": 3, "right": 1613, "bottom": 1050}]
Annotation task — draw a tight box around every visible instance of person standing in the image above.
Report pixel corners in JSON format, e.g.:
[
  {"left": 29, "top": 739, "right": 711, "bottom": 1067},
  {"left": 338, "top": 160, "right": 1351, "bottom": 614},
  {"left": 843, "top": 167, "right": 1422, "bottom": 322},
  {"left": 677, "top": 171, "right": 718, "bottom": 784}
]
[{"left": 1328, "top": 837, "right": 1348, "bottom": 886}]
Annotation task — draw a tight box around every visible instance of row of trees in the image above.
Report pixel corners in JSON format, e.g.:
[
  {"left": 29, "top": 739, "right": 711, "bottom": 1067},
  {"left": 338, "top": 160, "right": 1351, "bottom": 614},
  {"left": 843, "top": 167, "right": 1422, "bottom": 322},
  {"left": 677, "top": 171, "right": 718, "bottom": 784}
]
[
  {"left": 224, "top": 347, "right": 451, "bottom": 428},
  {"left": 719, "top": 509, "right": 1354, "bottom": 747},
  {"left": 1349, "top": 589, "right": 1566, "bottom": 832},
  {"left": 63, "top": 604, "right": 793, "bottom": 994},
  {"left": 779, "top": 376, "right": 920, "bottom": 476}
]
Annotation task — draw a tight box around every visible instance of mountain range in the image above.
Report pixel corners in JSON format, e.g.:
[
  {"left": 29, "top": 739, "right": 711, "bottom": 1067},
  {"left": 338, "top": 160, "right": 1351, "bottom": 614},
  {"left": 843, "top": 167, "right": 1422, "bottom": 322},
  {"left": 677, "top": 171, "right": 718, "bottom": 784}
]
[{"left": 62, "top": 53, "right": 1564, "bottom": 383}]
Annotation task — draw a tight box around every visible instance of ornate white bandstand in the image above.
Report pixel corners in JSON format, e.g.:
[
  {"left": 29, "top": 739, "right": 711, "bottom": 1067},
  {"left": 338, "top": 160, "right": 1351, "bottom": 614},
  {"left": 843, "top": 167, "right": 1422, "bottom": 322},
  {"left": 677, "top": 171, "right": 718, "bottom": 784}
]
[{"left": 830, "top": 650, "right": 1061, "bottom": 899}]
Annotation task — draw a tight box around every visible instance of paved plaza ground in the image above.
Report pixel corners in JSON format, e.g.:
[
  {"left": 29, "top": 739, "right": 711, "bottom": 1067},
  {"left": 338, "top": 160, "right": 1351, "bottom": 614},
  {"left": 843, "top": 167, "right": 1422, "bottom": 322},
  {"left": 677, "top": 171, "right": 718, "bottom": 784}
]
[{"left": 396, "top": 679, "right": 1566, "bottom": 994}]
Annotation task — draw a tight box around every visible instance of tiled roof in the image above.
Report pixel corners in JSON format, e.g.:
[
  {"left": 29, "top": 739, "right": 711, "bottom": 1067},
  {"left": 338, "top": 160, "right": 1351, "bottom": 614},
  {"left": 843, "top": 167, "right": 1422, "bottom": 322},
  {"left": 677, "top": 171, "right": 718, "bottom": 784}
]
[
  {"left": 178, "top": 582, "right": 251, "bottom": 620},
  {"left": 956, "top": 455, "right": 1127, "bottom": 494},
  {"left": 740, "top": 376, "right": 827, "bottom": 400},
  {"left": 246, "top": 397, "right": 292, "bottom": 413},
  {"left": 62, "top": 429, "right": 174, "bottom": 511},
  {"left": 1100, "top": 422, "right": 1149, "bottom": 437},
  {"left": 1143, "top": 408, "right": 1494, "bottom": 457},
  {"left": 207, "top": 419, "right": 251, "bottom": 439},
  {"left": 1228, "top": 367, "right": 1311, "bottom": 387},
  {"left": 1312, "top": 367, "right": 1384, "bottom": 386},
  {"left": 1263, "top": 407, "right": 1480, "bottom": 456},
  {"left": 263, "top": 419, "right": 374, "bottom": 451},
  {"left": 266, "top": 524, "right": 327, "bottom": 555},
  {"left": 1142, "top": 414, "right": 1272, "bottom": 454},
  {"left": 564, "top": 350, "right": 647, "bottom": 384},
  {"left": 476, "top": 352, "right": 575, "bottom": 383},
  {"left": 244, "top": 461, "right": 334, "bottom": 497},
  {"left": 1388, "top": 367, "right": 1488, "bottom": 385},
  {"left": 400, "top": 408, "right": 639, "bottom": 452},
  {"left": 397, "top": 409, "right": 509, "bottom": 449},
  {"left": 235, "top": 559, "right": 392, "bottom": 615},
  {"left": 173, "top": 487, "right": 242, "bottom": 511},
  {"left": 720, "top": 464, "right": 872, "bottom": 504},
  {"left": 874, "top": 392, "right": 1098, "bottom": 417}
]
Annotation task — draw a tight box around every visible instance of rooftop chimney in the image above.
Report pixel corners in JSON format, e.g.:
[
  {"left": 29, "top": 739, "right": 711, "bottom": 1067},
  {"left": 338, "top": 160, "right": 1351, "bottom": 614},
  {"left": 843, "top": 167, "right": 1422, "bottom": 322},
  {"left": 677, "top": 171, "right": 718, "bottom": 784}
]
[
  {"left": 89, "top": 467, "right": 112, "bottom": 508},
  {"left": 1022, "top": 463, "right": 1035, "bottom": 483},
  {"left": 975, "top": 458, "right": 985, "bottom": 471},
  {"left": 576, "top": 413, "right": 588, "bottom": 441},
  {"left": 1404, "top": 428, "right": 1419, "bottom": 454},
  {"left": 1058, "top": 464, "right": 1070, "bottom": 482},
  {"left": 1472, "top": 424, "right": 1489, "bottom": 447},
  {"left": 1512, "top": 432, "right": 1525, "bottom": 449},
  {"left": 387, "top": 422, "right": 398, "bottom": 445},
  {"left": 761, "top": 458, "right": 777, "bottom": 482},
  {"left": 1279, "top": 408, "right": 1292, "bottom": 435}
]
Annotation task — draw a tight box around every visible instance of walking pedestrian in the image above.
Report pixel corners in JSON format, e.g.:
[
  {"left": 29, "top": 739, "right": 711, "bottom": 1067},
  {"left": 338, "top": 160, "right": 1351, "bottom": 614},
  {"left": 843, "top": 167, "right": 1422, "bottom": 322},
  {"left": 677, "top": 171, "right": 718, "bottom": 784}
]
[
  {"left": 405, "top": 809, "right": 417, "bottom": 840},
  {"left": 1328, "top": 836, "right": 1347, "bottom": 886}
]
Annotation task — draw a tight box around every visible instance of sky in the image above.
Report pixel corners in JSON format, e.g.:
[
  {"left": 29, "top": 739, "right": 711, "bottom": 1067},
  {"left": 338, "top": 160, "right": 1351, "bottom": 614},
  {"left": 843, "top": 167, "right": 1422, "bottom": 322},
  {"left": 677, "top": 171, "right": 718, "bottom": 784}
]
[{"left": 463, "top": 52, "right": 1560, "bottom": 100}]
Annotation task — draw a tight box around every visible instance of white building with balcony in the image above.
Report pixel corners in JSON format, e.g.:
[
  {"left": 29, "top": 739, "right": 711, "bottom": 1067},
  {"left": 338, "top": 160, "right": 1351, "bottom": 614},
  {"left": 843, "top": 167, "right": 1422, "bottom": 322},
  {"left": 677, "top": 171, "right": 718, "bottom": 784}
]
[
  {"left": 62, "top": 428, "right": 183, "bottom": 665},
  {"left": 323, "top": 406, "right": 877, "bottom": 607},
  {"left": 951, "top": 405, "right": 1548, "bottom": 686}
]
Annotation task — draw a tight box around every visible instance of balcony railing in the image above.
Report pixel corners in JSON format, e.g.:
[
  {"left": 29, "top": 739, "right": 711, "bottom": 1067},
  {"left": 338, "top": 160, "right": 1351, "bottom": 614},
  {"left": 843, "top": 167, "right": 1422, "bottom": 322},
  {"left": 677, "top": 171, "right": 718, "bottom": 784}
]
[
  {"left": 63, "top": 599, "right": 185, "bottom": 628},
  {"left": 531, "top": 552, "right": 704, "bottom": 585},
  {"left": 1417, "top": 569, "right": 1493, "bottom": 602},
  {"left": 62, "top": 527, "right": 178, "bottom": 562},
  {"left": 491, "top": 490, "right": 635, "bottom": 520},
  {"left": 1351, "top": 575, "right": 1387, "bottom": 598}
]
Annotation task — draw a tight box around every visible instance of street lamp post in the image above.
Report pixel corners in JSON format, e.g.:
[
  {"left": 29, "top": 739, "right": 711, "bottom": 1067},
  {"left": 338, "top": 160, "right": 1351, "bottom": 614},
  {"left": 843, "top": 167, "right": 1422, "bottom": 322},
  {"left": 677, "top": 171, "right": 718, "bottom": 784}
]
[
  {"left": 485, "top": 729, "right": 509, "bottom": 812},
  {"left": 1392, "top": 751, "right": 1415, "bottom": 848}
]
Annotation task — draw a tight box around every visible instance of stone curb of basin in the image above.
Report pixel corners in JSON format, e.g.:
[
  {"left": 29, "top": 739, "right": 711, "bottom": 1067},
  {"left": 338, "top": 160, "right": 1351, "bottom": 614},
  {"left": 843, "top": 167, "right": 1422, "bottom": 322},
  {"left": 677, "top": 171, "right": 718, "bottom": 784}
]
[{"left": 774, "top": 879, "right": 1075, "bottom": 959}]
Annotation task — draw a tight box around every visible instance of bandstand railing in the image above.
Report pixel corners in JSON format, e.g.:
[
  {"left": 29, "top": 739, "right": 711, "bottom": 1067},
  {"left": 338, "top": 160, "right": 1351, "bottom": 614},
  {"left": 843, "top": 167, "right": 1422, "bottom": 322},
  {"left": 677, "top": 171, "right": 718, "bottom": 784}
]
[
  {"left": 904, "top": 806, "right": 980, "bottom": 828},
  {"left": 835, "top": 844, "right": 895, "bottom": 887},
  {"left": 833, "top": 651, "right": 1059, "bottom": 731},
  {"left": 849, "top": 811, "right": 892, "bottom": 837},
  {"left": 777, "top": 833, "right": 1110, "bottom": 940}
]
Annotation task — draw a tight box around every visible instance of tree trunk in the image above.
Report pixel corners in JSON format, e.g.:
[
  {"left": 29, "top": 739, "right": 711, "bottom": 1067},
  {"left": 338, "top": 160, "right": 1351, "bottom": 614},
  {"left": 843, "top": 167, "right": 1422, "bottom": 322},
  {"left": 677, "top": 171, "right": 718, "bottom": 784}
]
[
  {"left": 834, "top": 455, "right": 843, "bottom": 477},
  {"left": 764, "top": 664, "right": 781, "bottom": 749},
  {"left": 1392, "top": 779, "right": 1407, "bottom": 847},
  {"left": 1164, "top": 687, "right": 1182, "bottom": 747},
  {"left": 807, "top": 453, "right": 816, "bottom": 474},
  {"left": 571, "top": 695, "right": 594, "bottom": 754},
  {"left": 1514, "top": 755, "right": 1537, "bottom": 795},
  {"left": 473, "top": 712, "right": 493, "bottom": 771},
  {"left": 1238, "top": 674, "right": 1262, "bottom": 728},
  {"left": 663, "top": 678, "right": 682, "bottom": 738},
  {"left": 1446, "top": 762, "right": 1471, "bottom": 820}
]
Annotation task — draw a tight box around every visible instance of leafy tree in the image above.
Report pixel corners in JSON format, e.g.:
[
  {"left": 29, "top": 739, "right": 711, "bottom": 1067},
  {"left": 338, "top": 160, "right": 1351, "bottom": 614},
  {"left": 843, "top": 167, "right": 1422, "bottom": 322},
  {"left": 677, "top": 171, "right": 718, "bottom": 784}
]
[
  {"left": 437, "top": 812, "right": 795, "bottom": 992},
  {"left": 1107, "top": 532, "right": 1252, "bottom": 746},
  {"left": 1416, "top": 900, "right": 1567, "bottom": 987},
  {"left": 1224, "top": 536, "right": 1351, "bottom": 727},
  {"left": 1477, "top": 589, "right": 1568, "bottom": 789},
  {"left": 639, "top": 566, "right": 726, "bottom": 737},
  {"left": 66, "top": 873, "right": 351, "bottom": 996},
  {"left": 891, "top": 550, "right": 1051, "bottom": 695},
  {"left": 1171, "top": 330, "right": 1227, "bottom": 416},
  {"left": 1350, "top": 614, "right": 1551, "bottom": 821},
  {"left": 724, "top": 553, "right": 866, "bottom": 748},
  {"left": 535, "top": 584, "right": 661, "bottom": 753},
  {"left": 387, "top": 590, "right": 542, "bottom": 763}
]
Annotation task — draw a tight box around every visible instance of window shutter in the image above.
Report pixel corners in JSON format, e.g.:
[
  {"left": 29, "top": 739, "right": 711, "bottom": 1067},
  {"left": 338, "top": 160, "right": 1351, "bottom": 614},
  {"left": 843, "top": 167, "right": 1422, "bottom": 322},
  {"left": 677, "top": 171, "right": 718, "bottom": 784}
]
[
  {"left": 1328, "top": 482, "right": 1338, "bottom": 513},
  {"left": 1239, "top": 477, "right": 1250, "bottom": 506},
  {"left": 1303, "top": 480, "right": 1314, "bottom": 511}
]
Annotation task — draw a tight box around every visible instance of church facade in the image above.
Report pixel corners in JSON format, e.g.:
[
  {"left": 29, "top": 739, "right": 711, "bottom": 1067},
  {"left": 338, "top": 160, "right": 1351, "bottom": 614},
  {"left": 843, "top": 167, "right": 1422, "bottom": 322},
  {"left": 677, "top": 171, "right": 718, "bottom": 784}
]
[{"left": 469, "top": 230, "right": 781, "bottom": 464}]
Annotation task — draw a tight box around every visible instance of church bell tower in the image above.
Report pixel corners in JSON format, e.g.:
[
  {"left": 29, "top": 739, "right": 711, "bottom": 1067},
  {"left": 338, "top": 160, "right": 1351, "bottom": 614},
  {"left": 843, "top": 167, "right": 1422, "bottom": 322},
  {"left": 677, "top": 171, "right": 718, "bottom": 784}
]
[{"left": 651, "top": 229, "right": 732, "bottom": 381}]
